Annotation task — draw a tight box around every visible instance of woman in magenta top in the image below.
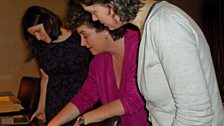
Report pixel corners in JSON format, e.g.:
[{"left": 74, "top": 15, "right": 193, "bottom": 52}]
[
  {"left": 47, "top": 4, "right": 150, "bottom": 126},
  {"left": 70, "top": 28, "right": 148, "bottom": 126}
]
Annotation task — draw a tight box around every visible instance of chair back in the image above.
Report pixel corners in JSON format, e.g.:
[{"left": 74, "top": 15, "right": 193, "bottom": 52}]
[{"left": 17, "top": 76, "right": 40, "bottom": 113}]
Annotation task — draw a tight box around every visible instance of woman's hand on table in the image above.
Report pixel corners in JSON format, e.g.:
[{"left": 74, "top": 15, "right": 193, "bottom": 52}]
[{"left": 30, "top": 109, "right": 46, "bottom": 123}]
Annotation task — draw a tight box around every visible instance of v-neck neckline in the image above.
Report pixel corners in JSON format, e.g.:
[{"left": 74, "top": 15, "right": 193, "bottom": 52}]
[{"left": 110, "top": 37, "right": 126, "bottom": 92}]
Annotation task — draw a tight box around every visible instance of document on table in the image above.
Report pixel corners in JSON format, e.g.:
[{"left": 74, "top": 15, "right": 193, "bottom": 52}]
[
  {"left": 0, "top": 91, "right": 23, "bottom": 113},
  {"left": 0, "top": 115, "right": 29, "bottom": 125}
]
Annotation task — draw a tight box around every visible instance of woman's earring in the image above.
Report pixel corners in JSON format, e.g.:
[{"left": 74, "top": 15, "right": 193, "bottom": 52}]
[{"left": 104, "top": 36, "right": 108, "bottom": 40}]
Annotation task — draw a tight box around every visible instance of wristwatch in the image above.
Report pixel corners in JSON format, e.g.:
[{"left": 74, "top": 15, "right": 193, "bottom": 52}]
[{"left": 77, "top": 116, "right": 85, "bottom": 126}]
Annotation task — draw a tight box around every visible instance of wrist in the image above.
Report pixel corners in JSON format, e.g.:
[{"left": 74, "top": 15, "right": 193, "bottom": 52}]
[
  {"left": 37, "top": 103, "right": 45, "bottom": 110},
  {"left": 77, "top": 116, "right": 86, "bottom": 126}
]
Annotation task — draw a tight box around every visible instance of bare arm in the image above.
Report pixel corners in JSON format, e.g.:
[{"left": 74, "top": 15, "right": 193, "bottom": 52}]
[
  {"left": 47, "top": 102, "right": 80, "bottom": 126},
  {"left": 31, "top": 69, "right": 48, "bottom": 122},
  {"left": 81, "top": 99, "right": 124, "bottom": 125}
]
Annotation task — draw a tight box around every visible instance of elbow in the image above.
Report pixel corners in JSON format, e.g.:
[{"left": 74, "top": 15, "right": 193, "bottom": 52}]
[{"left": 175, "top": 102, "right": 214, "bottom": 125}]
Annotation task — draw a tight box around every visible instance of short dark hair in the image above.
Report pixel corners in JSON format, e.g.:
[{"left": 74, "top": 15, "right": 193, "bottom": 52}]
[
  {"left": 22, "top": 6, "right": 62, "bottom": 60},
  {"left": 67, "top": 0, "right": 125, "bottom": 40},
  {"left": 76, "top": 0, "right": 144, "bottom": 22}
]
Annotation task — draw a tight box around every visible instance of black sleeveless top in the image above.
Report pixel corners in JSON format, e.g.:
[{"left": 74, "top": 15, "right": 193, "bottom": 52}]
[{"left": 35, "top": 32, "right": 92, "bottom": 125}]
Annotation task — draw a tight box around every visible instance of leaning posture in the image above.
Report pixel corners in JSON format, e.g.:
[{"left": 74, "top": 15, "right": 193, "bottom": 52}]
[
  {"left": 77, "top": 0, "right": 224, "bottom": 125},
  {"left": 22, "top": 6, "right": 91, "bottom": 126}
]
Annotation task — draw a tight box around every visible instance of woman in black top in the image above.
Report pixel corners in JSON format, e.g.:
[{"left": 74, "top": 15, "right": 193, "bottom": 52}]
[{"left": 22, "top": 6, "right": 91, "bottom": 126}]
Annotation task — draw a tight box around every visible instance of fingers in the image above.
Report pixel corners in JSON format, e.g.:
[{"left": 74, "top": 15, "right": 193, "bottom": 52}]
[
  {"left": 30, "top": 111, "right": 46, "bottom": 123},
  {"left": 40, "top": 114, "right": 46, "bottom": 123},
  {"left": 30, "top": 113, "right": 37, "bottom": 121}
]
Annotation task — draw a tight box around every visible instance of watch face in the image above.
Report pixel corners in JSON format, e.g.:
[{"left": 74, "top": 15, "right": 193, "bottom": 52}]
[{"left": 77, "top": 116, "right": 84, "bottom": 125}]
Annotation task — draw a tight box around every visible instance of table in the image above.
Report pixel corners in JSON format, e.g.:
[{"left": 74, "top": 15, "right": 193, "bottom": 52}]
[{"left": 0, "top": 90, "right": 46, "bottom": 126}]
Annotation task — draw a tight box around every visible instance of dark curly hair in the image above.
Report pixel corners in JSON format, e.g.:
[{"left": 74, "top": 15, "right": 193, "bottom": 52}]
[
  {"left": 75, "top": 0, "right": 144, "bottom": 22},
  {"left": 67, "top": 0, "right": 126, "bottom": 40},
  {"left": 22, "top": 6, "right": 62, "bottom": 61}
]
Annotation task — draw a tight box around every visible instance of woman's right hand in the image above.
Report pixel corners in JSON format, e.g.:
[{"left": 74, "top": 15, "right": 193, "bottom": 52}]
[{"left": 30, "top": 109, "right": 46, "bottom": 123}]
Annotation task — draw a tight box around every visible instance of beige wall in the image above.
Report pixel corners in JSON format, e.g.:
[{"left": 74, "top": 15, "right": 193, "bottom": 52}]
[{"left": 0, "top": 0, "right": 67, "bottom": 95}]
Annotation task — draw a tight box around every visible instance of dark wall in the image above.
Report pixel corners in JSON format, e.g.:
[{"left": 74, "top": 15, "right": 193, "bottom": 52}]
[
  {"left": 202, "top": 0, "right": 224, "bottom": 101},
  {"left": 167, "top": 0, "right": 224, "bottom": 101}
]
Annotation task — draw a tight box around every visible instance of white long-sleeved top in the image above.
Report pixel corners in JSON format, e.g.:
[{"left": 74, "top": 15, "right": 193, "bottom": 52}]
[{"left": 137, "top": 1, "right": 224, "bottom": 126}]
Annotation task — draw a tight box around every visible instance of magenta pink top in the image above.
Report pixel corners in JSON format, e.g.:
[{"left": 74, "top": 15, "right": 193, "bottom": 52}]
[{"left": 71, "top": 29, "right": 150, "bottom": 126}]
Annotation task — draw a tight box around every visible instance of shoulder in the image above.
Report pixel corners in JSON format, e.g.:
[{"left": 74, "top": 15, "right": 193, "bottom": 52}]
[
  {"left": 124, "top": 29, "right": 140, "bottom": 44},
  {"left": 66, "top": 33, "right": 86, "bottom": 50},
  {"left": 125, "top": 29, "right": 140, "bottom": 37},
  {"left": 145, "top": 1, "right": 195, "bottom": 47},
  {"left": 91, "top": 53, "right": 109, "bottom": 62},
  {"left": 124, "top": 29, "right": 140, "bottom": 57},
  {"left": 124, "top": 29, "right": 140, "bottom": 51},
  {"left": 149, "top": 1, "right": 191, "bottom": 29},
  {"left": 67, "top": 32, "right": 80, "bottom": 43},
  {"left": 89, "top": 53, "right": 110, "bottom": 70}
]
